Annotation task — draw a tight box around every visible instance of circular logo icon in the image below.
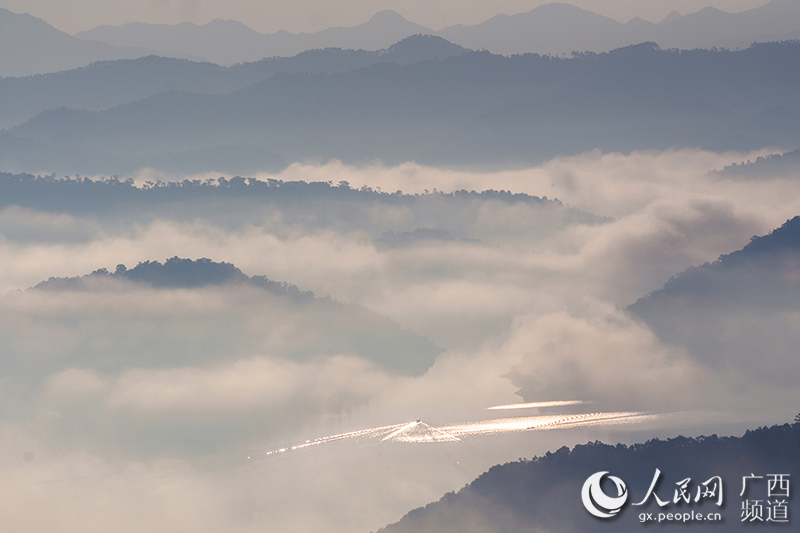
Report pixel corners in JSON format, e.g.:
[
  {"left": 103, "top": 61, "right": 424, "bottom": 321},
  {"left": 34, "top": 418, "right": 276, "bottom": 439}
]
[{"left": 581, "top": 471, "right": 628, "bottom": 518}]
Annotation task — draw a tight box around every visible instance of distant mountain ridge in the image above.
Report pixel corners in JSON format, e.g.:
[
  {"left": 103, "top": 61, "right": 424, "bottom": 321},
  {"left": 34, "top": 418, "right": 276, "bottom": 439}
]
[
  {"left": 437, "top": 3, "right": 635, "bottom": 56},
  {"left": 0, "top": 8, "right": 154, "bottom": 77},
  {"left": 74, "top": 10, "right": 432, "bottom": 66},
  {"left": 3, "top": 41, "right": 799, "bottom": 175},
  {"left": 0, "top": 34, "right": 469, "bottom": 129},
  {"left": 437, "top": 0, "right": 800, "bottom": 55},
  {"left": 71, "top": 0, "right": 800, "bottom": 64},
  {"left": 3, "top": 1, "right": 800, "bottom": 77}
]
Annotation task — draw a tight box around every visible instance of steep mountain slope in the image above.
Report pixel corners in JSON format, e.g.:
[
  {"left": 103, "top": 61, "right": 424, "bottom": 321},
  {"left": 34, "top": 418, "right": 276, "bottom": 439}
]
[{"left": 629, "top": 216, "right": 800, "bottom": 387}]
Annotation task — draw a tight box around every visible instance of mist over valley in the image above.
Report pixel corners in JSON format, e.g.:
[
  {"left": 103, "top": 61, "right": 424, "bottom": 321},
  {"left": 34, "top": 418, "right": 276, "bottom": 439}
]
[{"left": 1, "top": 2, "right": 799, "bottom": 531}]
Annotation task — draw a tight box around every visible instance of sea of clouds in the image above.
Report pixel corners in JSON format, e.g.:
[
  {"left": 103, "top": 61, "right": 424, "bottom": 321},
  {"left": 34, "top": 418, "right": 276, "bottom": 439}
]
[{"left": 2, "top": 147, "right": 799, "bottom": 532}]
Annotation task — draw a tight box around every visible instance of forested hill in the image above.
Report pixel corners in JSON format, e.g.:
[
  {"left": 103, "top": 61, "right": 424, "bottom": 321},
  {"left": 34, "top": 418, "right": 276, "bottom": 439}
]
[
  {"left": 33, "top": 256, "right": 312, "bottom": 297},
  {"left": 18, "top": 257, "right": 443, "bottom": 376},
  {"left": 379, "top": 419, "right": 800, "bottom": 532}
]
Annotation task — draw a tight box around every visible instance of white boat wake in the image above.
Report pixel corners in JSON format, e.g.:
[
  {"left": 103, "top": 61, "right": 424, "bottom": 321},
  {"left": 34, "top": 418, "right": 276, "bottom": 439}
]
[{"left": 254, "top": 408, "right": 662, "bottom": 458}]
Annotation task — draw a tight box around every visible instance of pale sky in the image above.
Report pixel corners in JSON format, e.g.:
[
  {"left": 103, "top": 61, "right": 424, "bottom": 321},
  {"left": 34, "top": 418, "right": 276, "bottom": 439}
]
[{"left": 0, "top": 0, "right": 774, "bottom": 35}]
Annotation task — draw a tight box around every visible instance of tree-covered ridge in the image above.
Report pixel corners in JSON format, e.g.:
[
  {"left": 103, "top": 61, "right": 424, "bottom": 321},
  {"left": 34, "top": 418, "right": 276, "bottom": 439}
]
[
  {"left": 33, "top": 257, "right": 315, "bottom": 300},
  {"left": 716, "top": 147, "right": 800, "bottom": 178},
  {"left": 0, "top": 172, "right": 554, "bottom": 213},
  {"left": 14, "top": 257, "right": 442, "bottom": 375},
  {"left": 735, "top": 215, "right": 800, "bottom": 254},
  {"left": 380, "top": 419, "right": 800, "bottom": 532}
]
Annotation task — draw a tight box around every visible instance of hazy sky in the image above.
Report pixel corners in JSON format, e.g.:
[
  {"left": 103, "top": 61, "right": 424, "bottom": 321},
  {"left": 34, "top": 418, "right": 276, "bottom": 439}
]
[{"left": 1, "top": 0, "right": 773, "bottom": 34}]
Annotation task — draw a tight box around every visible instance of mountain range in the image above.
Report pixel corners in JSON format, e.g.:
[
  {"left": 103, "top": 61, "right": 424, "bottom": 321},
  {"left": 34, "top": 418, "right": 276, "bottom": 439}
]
[
  {"left": 3, "top": 0, "right": 800, "bottom": 77},
  {"left": 74, "top": 10, "right": 432, "bottom": 66},
  {"left": 437, "top": 0, "right": 800, "bottom": 55},
  {"left": 0, "top": 8, "right": 151, "bottom": 77},
  {"left": 0, "top": 35, "right": 469, "bottom": 129},
  {"left": 3, "top": 40, "right": 799, "bottom": 175}
]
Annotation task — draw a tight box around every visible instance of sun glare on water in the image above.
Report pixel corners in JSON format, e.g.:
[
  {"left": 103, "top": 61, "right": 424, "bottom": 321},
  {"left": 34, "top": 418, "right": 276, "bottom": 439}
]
[{"left": 254, "top": 406, "right": 662, "bottom": 458}]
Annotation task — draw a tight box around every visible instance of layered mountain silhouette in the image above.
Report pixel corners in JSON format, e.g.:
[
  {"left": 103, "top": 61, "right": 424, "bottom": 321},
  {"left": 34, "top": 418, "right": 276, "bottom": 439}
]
[
  {"left": 3, "top": 41, "right": 799, "bottom": 175},
  {"left": 0, "top": 8, "right": 152, "bottom": 77},
  {"left": 438, "top": 3, "right": 635, "bottom": 56},
  {"left": 4, "top": 1, "right": 800, "bottom": 77},
  {"left": 75, "top": 10, "right": 432, "bottom": 66},
  {"left": 0, "top": 34, "right": 469, "bottom": 129},
  {"left": 22, "top": 257, "right": 442, "bottom": 375},
  {"left": 73, "top": 1, "right": 800, "bottom": 64},
  {"left": 378, "top": 420, "right": 800, "bottom": 532},
  {"left": 439, "top": 0, "right": 800, "bottom": 55}
]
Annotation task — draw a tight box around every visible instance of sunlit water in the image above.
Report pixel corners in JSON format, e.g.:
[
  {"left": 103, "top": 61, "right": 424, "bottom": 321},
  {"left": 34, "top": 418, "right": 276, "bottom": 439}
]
[{"left": 254, "top": 407, "right": 663, "bottom": 457}]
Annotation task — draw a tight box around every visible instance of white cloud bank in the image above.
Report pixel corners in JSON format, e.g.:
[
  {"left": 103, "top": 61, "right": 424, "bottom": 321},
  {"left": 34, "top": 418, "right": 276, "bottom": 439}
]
[{"left": 2, "top": 148, "right": 799, "bottom": 532}]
